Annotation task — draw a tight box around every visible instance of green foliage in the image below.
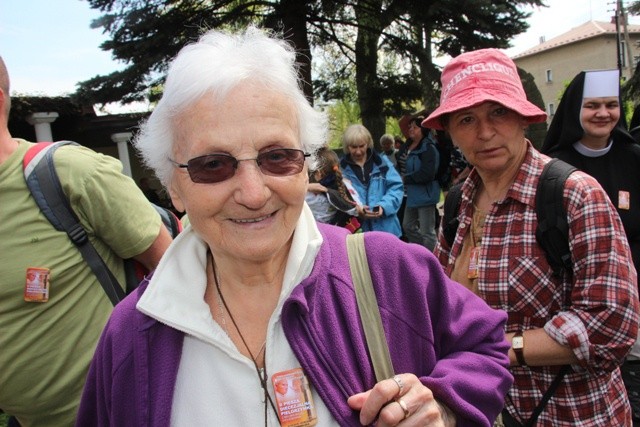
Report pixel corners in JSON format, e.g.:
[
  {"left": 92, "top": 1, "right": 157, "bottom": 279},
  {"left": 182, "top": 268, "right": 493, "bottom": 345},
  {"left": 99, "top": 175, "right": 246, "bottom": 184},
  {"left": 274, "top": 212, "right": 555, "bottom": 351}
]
[
  {"left": 518, "top": 67, "right": 547, "bottom": 149},
  {"left": 623, "top": 1, "right": 640, "bottom": 103},
  {"left": 326, "top": 100, "right": 361, "bottom": 149},
  {"left": 625, "top": 99, "right": 635, "bottom": 124},
  {"left": 78, "top": 0, "right": 544, "bottom": 141},
  {"left": 324, "top": 100, "right": 403, "bottom": 149}
]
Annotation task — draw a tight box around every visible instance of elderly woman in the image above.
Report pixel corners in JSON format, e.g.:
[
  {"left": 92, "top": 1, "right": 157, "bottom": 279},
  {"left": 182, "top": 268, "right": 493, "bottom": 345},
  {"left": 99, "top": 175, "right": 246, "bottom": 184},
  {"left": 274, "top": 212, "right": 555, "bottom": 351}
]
[
  {"left": 340, "top": 124, "right": 404, "bottom": 237},
  {"left": 76, "top": 28, "right": 512, "bottom": 427},
  {"left": 428, "top": 49, "right": 639, "bottom": 426},
  {"left": 541, "top": 68, "right": 640, "bottom": 424}
]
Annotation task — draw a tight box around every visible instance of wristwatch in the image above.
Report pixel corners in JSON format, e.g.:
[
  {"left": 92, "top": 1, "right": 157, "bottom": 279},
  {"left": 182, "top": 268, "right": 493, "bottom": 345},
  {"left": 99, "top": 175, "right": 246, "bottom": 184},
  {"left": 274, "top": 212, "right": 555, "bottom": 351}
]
[{"left": 512, "top": 331, "right": 526, "bottom": 366}]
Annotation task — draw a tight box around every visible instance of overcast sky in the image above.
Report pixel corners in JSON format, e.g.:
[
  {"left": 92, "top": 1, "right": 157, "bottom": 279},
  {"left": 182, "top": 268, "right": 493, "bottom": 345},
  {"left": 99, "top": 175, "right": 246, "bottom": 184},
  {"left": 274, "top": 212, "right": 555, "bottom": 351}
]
[{"left": 0, "top": 0, "right": 634, "bottom": 99}]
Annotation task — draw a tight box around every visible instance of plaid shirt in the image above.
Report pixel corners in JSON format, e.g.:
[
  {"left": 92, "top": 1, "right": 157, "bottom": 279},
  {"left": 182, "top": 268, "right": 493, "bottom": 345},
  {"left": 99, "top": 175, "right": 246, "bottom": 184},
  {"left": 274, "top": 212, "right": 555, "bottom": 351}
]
[{"left": 435, "top": 144, "right": 639, "bottom": 426}]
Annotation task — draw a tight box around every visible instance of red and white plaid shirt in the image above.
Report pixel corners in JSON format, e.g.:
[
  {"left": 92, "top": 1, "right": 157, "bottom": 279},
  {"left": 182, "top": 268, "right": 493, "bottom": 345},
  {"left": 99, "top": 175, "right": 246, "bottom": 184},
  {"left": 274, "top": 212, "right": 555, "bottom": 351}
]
[{"left": 435, "top": 143, "right": 639, "bottom": 426}]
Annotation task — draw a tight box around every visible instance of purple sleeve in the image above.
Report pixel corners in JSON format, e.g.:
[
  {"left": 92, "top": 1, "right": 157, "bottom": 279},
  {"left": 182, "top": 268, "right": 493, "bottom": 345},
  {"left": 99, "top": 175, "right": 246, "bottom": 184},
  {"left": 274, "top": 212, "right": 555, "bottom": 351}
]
[
  {"left": 420, "top": 263, "right": 512, "bottom": 426},
  {"left": 364, "top": 232, "right": 512, "bottom": 426}
]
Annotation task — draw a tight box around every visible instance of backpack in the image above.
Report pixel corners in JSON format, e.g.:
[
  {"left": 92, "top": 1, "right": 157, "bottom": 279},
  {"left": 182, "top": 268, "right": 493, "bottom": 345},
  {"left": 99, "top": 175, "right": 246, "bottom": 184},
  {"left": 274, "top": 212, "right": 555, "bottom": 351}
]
[
  {"left": 442, "top": 158, "right": 577, "bottom": 276},
  {"left": 434, "top": 140, "right": 452, "bottom": 189},
  {"left": 23, "top": 141, "right": 182, "bottom": 305}
]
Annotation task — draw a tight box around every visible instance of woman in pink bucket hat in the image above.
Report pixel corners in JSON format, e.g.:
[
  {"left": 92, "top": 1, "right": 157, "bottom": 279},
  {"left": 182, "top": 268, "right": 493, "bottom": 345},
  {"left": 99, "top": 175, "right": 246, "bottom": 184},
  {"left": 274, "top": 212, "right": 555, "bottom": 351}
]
[{"left": 429, "top": 48, "right": 638, "bottom": 426}]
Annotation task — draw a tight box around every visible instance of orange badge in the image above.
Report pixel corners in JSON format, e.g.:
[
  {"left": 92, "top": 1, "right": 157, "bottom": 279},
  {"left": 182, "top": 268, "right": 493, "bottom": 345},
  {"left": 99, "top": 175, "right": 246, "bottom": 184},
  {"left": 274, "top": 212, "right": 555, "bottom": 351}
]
[
  {"left": 619, "top": 191, "right": 630, "bottom": 210},
  {"left": 272, "top": 368, "right": 318, "bottom": 427},
  {"left": 24, "top": 267, "right": 51, "bottom": 302},
  {"left": 468, "top": 247, "right": 479, "bottom": 279}
]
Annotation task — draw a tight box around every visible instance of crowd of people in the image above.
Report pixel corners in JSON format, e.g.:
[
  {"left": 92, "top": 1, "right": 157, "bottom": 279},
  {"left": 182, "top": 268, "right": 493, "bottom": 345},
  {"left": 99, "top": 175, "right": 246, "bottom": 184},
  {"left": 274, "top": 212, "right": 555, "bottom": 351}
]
[
  {"left": 1, "top": 23, "right": 639, "bottom": 427},
  {"left": 308, "top": 116, "right": 465, "bottom": 248}
]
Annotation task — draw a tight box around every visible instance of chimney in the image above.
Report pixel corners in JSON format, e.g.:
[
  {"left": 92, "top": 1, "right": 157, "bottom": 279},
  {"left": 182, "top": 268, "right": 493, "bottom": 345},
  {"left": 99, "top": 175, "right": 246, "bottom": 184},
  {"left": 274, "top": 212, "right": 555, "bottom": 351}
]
[{"left": 539, "top": 36, "right": 546, "bottom": 44}]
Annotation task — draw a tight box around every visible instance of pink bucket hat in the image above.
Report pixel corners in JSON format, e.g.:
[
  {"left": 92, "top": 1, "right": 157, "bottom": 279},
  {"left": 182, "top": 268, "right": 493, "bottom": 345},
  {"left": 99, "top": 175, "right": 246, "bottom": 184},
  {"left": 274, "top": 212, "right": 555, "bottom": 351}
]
[{"left": 422, "top": 48, "right": 547, "bottom": 130}]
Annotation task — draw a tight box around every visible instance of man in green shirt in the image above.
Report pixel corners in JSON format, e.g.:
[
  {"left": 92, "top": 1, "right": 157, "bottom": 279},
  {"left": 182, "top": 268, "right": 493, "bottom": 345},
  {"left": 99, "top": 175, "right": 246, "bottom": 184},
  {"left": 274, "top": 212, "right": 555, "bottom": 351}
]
[{"left": 0, "top": 56, "right": 172, "bottom": 426}]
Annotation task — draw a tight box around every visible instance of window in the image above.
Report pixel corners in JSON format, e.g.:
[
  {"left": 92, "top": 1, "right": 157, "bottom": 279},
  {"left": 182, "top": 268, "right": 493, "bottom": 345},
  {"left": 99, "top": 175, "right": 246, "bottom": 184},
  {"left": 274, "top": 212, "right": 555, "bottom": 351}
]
[
  {"left": 621, "top": 40, "right": 628, "bottom": 68},
  {"left": 545, "top": 69, "right": 553, "bottom": 83},
  {"left": 548, "top": 103, "right": 555, "bottom": 116}
]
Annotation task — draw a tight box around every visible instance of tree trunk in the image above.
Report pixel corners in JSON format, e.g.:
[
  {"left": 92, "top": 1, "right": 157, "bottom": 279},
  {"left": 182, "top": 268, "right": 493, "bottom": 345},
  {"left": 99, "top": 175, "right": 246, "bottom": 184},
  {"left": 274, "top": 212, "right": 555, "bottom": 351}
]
[
  {"left": 355, "top": 0, "right": 385, "bottom": 149},
  {"left": 417, "top": 25, "right": 440, "bottom": 112},
  {"left": 271, "top": 0, "right": 315, "bottom": 104}
]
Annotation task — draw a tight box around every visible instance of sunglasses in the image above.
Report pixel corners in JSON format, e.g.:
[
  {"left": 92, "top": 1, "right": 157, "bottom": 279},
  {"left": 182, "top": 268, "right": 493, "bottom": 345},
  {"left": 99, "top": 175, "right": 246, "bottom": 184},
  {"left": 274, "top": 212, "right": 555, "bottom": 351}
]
[{"left": 169, "top": 148, "right": 310, "bottom": 184}]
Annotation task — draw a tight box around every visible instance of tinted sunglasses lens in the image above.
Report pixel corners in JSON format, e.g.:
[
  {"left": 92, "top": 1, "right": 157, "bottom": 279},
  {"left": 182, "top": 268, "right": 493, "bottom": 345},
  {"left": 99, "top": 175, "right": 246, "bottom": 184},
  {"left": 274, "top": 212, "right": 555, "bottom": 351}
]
[
  {"left": 258, "top": 149, "right": 305, "bottom": 176},
  {"left": 187, "top": 155, "right": 236, "bottom": 183}
]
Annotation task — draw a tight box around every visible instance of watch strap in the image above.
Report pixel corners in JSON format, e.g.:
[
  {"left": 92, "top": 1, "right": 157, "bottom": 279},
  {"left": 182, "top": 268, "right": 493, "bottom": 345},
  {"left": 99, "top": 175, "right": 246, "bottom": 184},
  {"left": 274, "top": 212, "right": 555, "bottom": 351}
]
[{"left": 513, "top": 331, "right": 527, "bottom": 366}]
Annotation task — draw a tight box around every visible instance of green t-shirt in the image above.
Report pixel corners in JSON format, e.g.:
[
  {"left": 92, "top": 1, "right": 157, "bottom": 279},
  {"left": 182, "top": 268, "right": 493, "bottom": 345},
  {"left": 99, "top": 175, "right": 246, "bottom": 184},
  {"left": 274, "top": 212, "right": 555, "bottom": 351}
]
[{"left": 0, "top": 140, "right": 161, "bottom": 426}]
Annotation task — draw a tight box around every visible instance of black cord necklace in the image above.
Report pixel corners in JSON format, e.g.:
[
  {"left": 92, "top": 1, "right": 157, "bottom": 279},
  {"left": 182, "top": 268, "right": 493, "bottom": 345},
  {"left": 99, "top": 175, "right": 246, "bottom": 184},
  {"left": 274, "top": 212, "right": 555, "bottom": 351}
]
[{"left": 209, "top": 253, "right": 278, "bottom": 426}]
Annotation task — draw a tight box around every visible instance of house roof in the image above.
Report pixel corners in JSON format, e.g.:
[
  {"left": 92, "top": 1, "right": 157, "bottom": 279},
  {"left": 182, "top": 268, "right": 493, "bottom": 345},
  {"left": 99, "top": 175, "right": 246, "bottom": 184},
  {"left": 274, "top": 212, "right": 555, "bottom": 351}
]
[
  {"left": 8, "top": 96, "right": 147, "bottom": 150},
  {"left": 513, "top": 20, "right": 640, "bottom": 59}
]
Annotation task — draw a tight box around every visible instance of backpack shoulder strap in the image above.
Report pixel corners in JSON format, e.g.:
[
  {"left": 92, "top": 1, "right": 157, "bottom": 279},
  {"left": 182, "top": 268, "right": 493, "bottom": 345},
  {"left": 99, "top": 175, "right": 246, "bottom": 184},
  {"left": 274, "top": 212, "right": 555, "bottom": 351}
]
[
  {"left": 153, "top": 204, "right": 182, "bottom": 238},
  {"left": 123, "top": 204, "right": 182, "bottom": 294},
  {"left": 534, "top": 159, "right": 577, "bottom": 276},
  {"left": 346, "top": 233, "right": 395, "bottom": 381},
  {"left": 442, "top": 182, "right": 463, "bottom": 248},
  {"left": 23, "top": 141, "right": 75, "bottom": 230},
  {"left": 23, "top": 141, "right": 125, "bottom": 305}
]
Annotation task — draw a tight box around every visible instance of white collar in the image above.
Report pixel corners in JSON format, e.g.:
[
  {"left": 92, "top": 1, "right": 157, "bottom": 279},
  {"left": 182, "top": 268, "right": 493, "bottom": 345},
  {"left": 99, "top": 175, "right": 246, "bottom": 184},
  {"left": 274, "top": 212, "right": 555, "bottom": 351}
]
[
  {"left": 573, "top": 139, "right": 613, "bottom": 158},
  {"left": 137, "top": 204, "right": 323, "bottom": 343}
]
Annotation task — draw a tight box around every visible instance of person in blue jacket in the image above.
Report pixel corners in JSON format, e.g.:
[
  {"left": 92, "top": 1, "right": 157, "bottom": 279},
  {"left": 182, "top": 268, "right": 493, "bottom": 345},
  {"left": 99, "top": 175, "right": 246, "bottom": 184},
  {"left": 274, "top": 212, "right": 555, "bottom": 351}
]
[
  {"left": 401, "top": 116, "right": 440, "bottom": 250},
  {"left": 339, "top": 124, "right": 404, "bottom": 236}
]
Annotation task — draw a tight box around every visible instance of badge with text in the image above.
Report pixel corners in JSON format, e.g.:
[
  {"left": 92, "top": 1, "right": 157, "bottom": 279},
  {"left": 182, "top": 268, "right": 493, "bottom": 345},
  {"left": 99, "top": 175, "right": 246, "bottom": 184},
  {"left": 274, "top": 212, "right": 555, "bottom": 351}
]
[
  {"left": 467, "top": 247, "right": 479, "bottom": 279},
  {"left": 272, "top": 368, "right": 318, "bottom": 427},
  {"left": 24, "top": 267, "right": 51, "bottom": 302},
  {"left": 619, "top": 191, "right": 630, "bottom": 210}
]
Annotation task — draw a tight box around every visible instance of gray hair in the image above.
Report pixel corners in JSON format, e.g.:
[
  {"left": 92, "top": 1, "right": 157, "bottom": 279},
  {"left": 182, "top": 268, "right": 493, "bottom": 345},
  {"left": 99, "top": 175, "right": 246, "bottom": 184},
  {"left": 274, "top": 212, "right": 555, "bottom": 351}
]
[
  {"left": 341, "top": 124, "right": 373, "bottom": 153},
  {"left": 379, "top": 133, "right": 394, "bottom": 147},
  {"left": 135, "top": 26, "right": 328, "bottom": 187}
]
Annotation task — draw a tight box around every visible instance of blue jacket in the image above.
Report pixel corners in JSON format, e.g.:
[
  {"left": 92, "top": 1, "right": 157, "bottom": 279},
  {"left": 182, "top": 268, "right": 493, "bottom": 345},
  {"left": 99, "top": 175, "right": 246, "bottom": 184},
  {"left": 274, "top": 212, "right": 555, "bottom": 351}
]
[
  {"left": 340, "top": 150, "right": 403, "bottom": 236},
  {"left": 404, "top": 135, "right": 441, "bottom": 208}
]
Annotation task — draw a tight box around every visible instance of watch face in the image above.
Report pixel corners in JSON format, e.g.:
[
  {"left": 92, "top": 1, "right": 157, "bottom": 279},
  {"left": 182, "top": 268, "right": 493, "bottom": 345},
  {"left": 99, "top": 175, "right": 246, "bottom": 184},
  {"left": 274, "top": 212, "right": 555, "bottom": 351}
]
[{"left": 513, "top": 336, "right": 524, "bottom": 349}]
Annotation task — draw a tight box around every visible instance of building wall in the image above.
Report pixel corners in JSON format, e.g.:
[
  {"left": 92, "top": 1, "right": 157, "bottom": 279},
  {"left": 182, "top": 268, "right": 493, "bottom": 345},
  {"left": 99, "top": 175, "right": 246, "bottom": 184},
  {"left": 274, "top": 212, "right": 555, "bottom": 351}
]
[{"left": 514, "top": 33, "right": 640, "bottom": 124}]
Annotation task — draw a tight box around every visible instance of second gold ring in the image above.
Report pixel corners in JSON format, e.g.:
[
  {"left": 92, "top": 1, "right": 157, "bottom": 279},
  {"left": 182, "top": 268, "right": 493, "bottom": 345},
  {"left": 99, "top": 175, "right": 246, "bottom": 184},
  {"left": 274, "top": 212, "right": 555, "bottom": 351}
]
[{"left": 397, "top": 398, "right": 410, "bottom": 420}]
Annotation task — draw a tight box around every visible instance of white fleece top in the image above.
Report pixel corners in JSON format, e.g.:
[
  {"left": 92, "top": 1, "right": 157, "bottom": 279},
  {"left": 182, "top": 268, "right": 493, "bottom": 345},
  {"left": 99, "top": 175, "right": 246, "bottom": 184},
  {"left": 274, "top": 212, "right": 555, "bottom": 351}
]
[{"left": 137, "top": 205, "right": 337, "bottom": 426}]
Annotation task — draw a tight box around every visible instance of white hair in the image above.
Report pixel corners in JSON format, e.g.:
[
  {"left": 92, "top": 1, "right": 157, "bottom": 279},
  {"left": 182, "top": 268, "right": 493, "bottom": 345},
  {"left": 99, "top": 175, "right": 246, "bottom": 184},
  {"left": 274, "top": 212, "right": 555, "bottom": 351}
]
[{"left": 134, "top": 26, "right": 328, "bottom": 187}]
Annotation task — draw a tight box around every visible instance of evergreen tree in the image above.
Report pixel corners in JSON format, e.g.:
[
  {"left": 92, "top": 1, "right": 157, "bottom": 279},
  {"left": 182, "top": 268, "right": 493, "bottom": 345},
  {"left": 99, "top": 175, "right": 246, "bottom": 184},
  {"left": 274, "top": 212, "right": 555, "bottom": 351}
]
[{"left": 77, "top": 0, "right": 544, "bottom": 144}]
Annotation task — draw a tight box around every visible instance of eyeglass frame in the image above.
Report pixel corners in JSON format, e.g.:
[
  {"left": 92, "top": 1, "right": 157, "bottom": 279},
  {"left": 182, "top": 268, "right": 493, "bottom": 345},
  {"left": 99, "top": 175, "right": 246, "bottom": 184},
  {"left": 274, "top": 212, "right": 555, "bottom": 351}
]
[{"left": 168, "top": 148, "right": 311, "bottom": 184}]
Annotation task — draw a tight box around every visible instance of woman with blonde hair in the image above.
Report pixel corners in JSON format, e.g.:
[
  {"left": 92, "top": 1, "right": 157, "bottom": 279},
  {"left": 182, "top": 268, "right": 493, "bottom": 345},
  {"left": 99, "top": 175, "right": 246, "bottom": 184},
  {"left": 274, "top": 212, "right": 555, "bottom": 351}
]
[{"left": 339, "top": 124, "right": 404, "bottom": 236}]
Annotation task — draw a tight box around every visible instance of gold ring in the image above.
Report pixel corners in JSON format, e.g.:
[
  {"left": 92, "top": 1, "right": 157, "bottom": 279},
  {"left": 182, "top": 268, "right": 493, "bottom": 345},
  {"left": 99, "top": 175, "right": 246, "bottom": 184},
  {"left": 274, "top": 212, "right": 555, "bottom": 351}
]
[
  {"left": 397, "top": 398, "right": 410, "bottom": 420},
  {"left": 392, "top": 374, "right": 404, "bottom": 394}
]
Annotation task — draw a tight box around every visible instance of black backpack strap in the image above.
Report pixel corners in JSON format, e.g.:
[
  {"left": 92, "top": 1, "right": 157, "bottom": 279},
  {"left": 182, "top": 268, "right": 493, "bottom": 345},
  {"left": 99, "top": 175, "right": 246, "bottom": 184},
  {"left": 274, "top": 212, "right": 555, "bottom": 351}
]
[
  {"left": 534, "top": 159, "right": 577, "bottom": 276},
  {"left": 123, "top": 203, "right": 182, "bottom": 294},
  {"left": 155, "top": 204, "right": 182, "bottom": 238},
  {"left": 524, "top": 365, "right": 571, "bottom": 427},
  {"left": 442, "top": 182, "right": 463, "bottom": 248},
  {"left": 24, "top": 142, "right": 125, "bottom": 305}
]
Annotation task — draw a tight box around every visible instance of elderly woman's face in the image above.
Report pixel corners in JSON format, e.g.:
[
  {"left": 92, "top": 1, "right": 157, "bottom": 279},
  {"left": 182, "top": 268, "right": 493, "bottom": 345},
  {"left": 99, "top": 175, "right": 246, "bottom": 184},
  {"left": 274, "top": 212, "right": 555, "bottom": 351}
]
[
  {"left": 445, "top": 102, "right": 528, "bottom": 175},
  {"left": 580, "top": 96, "right": 620, "bottom": 140},
  {"left": 347, "top": 140, "right": 368, "bottom": 163},
  {"left": 169, "top": 85, "right": 308, "bottom": 263}
]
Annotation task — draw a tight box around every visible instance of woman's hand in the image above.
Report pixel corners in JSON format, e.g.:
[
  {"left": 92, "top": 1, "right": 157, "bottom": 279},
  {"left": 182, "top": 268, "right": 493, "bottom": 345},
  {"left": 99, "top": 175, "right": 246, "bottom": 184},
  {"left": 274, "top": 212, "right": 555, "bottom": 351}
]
[
  {"left": 347, "top": 374, "right": 456, "bottom": 426},
  {"left": 307, "top": 183, "right": 328, "bottom": 193},
  {"left": 357, "top": 205, "right": 384, "bottom": 219}
]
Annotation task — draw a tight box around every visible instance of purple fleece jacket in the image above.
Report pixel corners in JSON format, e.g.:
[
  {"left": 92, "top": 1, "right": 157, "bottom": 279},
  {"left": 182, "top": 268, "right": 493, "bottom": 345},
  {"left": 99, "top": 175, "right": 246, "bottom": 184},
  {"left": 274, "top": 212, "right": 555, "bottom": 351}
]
[{"left": 76, "top": 224, "right": 511, "bottom": 426}]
